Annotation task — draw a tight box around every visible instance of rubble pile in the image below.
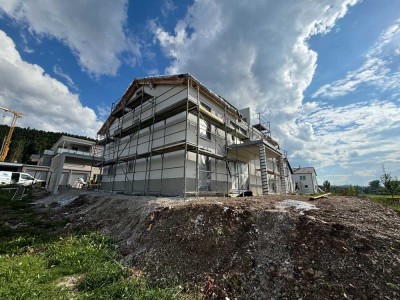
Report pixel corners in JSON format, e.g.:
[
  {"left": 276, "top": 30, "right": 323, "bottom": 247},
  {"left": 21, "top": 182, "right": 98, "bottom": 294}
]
[{"left": 42, "top": 193, "right": 400, "bottom": 299}]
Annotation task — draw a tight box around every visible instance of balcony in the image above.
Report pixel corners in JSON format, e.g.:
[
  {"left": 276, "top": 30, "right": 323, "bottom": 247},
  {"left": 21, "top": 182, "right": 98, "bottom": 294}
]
[
  {"left": 55, "top": 148, "right": 102, "bottom": 157},
  {"left": 43, "top": 150, "right": 55, "bottom": 155}
]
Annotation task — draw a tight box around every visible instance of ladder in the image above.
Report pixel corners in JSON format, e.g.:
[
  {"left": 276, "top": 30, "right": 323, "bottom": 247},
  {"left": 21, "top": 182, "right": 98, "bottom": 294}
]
[
  {"left": 11, "top": 186, "right": 25, "bottom": 201},
  {"left": 278, "top": 157, "right": 287, "bottom": 195},
  {"left": 258, "top": 145, "right": 269, "bottom": 195}
]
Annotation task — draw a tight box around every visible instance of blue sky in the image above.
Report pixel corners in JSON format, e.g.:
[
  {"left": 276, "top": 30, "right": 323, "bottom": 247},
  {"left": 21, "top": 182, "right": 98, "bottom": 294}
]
[{"left": 0, "top": 0, "right": 399, "bottom": 186}]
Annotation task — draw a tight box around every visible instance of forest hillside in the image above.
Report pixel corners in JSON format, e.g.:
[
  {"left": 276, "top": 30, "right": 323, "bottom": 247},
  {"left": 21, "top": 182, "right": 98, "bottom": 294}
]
[{"left": 0, "top": 125, "right": 95, "bottom": 163}]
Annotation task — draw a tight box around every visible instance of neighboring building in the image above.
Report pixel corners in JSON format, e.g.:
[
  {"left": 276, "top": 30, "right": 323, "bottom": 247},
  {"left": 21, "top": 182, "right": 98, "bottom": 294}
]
[
  {"left": 28, "top": 154, "right": 40, "bottom": 164},
  {"left": 292, "top": 167, "right": 319, "bottom": 194},
  {"left": 0, "top": 136, "right": 103, "bottom": 193},
  {"left": 0, "top": 162, "right": 24, "bottom": 172},
  {"left": 38, "top": 136, "right": 103, "bottom": 194},
  {"left": 0, "top": 161, "right": 49, "bottom": 182},
  {"left": 98, "top": 73, "right": 295, "bottom": 197},
  {"left": 283, "top": 157, "right": 295, "bottom": 194}
]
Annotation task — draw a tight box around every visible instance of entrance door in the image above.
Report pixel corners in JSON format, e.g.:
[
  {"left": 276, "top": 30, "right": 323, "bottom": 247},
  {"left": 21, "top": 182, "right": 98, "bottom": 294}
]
[
  {"left": 232, "top": 162, "right": 249, "bottom": 191},
  {"left": 69, "top": 173, "right": 88, "bottom": 185}
]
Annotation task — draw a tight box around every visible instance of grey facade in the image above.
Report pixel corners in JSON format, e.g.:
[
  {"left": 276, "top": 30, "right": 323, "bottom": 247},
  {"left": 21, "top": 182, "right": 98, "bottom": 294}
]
[{"left": 39, "top": 136, "right": 103, "bottom": 194}]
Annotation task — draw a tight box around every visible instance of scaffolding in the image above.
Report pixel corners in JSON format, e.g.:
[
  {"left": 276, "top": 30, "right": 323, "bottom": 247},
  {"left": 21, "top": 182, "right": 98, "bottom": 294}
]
[{"left": 97, "top": 74, "right": 289, "bottom": 197}]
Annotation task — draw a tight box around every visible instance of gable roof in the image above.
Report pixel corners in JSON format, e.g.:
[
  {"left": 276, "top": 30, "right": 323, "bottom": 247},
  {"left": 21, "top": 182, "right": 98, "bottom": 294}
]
[
  {"left": 292, "top": 167, "right": 317, "bottom": 176},
  {"left": 97, "top": 73, "right": 243, "bottom": 136}
]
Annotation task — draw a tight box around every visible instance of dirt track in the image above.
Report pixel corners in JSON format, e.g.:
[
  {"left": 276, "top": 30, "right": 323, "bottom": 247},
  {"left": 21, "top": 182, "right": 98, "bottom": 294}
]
[{"left": 39, "top": 192, "right": 400, "bottom": 299}]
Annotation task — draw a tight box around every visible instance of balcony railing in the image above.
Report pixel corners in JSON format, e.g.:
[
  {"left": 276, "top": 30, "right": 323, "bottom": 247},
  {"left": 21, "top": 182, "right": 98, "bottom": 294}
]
[{"left": 55, "top": 148, "right": 102, "bottom": 157}]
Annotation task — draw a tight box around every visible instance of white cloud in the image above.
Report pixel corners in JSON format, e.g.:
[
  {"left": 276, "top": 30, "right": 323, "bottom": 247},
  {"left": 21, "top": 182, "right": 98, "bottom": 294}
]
[
  {"left": 152, "top": 0, "right": 359, "bottom": 148},
  {"left": 151, "top": 1, "right": 400, "bottom": 185},
  {"left": 23, "top": 46, "right": 33, "bottom": 53},
  {"left": 312, "top": 19, "right": 400, "bottom": 99},
  {"left": 146, "top": 68, "right": 160, "bottom": 76},
  {"left": 0, "top": 0, "right": 140, "bottom": 76},
  {"left": 153, "top": 0, "right": 358, "bottom": 113},
  {"left": 369, "top": 19, "right": 400, "bottom": 56},
  {"left": 53, "top": 65, "right": 77, "bottom": 91},
  {"left": 161, "top": 0, "right": 177, "bottom": 18},
  {"left": 296, "top": 99, "right": 400, "bottom": 184},
  {"left": 0, "top": 30, "right": 101, "bottom": 137},
  {"left": 96, "top": 104, "right": 111, "bottom": 122}
]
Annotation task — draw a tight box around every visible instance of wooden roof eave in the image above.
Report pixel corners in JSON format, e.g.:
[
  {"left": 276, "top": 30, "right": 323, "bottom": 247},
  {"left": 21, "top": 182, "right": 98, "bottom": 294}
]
[
  {"left": 98, "top": 77, "right": 187, "bottom": 135},
  {"left": 97, "top": 74, "right": 242, "bottom": 135}
]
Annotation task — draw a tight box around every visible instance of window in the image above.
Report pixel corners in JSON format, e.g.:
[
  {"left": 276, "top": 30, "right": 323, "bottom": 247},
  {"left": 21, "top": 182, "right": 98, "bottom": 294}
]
[
  {"left": 72, "top": 146, "right": 79, "bottom": 151},
  {"left": 199, "top": 155, "right": 211, "bottom": 191},
  {"left": 200, "top": 102, "right": 212, "bottom": 140},
  {"left": 92, "top": 174, "right": 102, "bottom": 184},
  {"left": 107, "top": 165, "right": 115, "bottom": 175},
  {"left": 21, "top": 174, "right": 33, "bottom": 180},
  {"left": 11, "top": 173, "right": 19, "bottom": 182},
  {"left": 300, "top": 175, "right": 306, "bottom": 181},
  {"left": 237, "top": 162, "right": 249, "bottom": 190},
  {"left": 128, "top": 160, "right": 134, "bottom": 172},
  {"left": 304, "top": 185, "right": 309, "bottom": 188}
]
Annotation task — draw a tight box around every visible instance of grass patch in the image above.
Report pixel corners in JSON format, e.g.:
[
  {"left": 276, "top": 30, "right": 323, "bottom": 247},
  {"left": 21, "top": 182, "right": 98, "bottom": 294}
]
[
  {"left": 0, "top": 189, "right": 188, "bottom": 299},
  {"left": 0, "top": 189, "right": 64, "bottom": 254},
  {"left": 364, "top": 194, "right": 400, "bottom": 212}
]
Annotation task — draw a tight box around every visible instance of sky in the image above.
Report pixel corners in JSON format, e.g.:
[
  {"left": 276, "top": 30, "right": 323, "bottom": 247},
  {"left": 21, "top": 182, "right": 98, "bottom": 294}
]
[{"left": 0, "top": 0, "right": 399, "bottom": 186}]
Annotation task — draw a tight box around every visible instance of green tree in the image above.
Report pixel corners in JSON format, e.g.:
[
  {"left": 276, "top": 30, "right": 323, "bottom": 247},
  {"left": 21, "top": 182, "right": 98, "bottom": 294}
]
[
  {"left": 340, "top": 185, "right": 359, "bottom": 196},
  {"left": 368, "top": 179, "right": 380, "bottom": 194},
  {"left": 323, "top": 180, "right": 331, "bottom": 192},
  {"left": 380, "top": 165, "right": 400, "bottom": 200},
  {"left": 0, "top": 124, "right": 95, "bottom": 163}
]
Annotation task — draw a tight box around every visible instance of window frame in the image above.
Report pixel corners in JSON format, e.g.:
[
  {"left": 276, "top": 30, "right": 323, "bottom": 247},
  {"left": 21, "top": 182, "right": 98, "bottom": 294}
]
[{"left": 199, "top": 102, "right": 212, "bottom": 140}]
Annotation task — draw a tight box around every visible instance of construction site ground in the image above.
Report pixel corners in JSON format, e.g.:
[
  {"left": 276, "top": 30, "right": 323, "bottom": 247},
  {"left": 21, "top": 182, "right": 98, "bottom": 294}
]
[{"left": 31, "top": 190, "right": 400, "bottom": 299}]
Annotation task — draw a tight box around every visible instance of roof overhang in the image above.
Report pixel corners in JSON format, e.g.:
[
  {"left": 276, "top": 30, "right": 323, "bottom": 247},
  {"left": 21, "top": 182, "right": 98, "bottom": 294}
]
[
  {"left": 98, "top": 73, "right": 243, "bottom": 136},
  {"left": 55, "top": 153, "right": 103, "bottom": 165},
  {"left": 228, "top": 139, "right": 282, "bottom": 163},
  {"left": 0, "top": 162, "right": 24, "bottom": 167},
  {"left": 51, "top": 136, "right": 95, "bottom": 151},
  {"left": 292, "top": 167, "right": 317, "bottom": 175}
]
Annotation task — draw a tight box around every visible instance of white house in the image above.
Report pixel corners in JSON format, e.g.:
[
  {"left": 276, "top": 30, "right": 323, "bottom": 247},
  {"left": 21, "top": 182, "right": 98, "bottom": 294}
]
[
  {"left": 38, "top": 136, "right": 103, "bottom": 194},
  {"left": 292, "top": 167, "right": 319, "bottom": 194},
  {"left": 98, "top": 74, "right": 295, "bottom": 197},
  {"left": 0, "top": 136, "right": 103, "bottom": 194}
]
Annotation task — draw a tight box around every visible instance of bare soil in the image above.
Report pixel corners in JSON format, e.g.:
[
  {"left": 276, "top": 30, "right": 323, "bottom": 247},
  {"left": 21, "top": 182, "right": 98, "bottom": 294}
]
[{"left": 37, "top": 191, "right": 400, "bottom": 299}]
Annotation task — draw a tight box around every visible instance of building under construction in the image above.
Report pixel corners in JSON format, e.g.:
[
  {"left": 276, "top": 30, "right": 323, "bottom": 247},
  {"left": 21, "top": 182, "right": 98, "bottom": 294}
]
[{"left": 98, "top": 74, "right": 294, "bottom": 196}]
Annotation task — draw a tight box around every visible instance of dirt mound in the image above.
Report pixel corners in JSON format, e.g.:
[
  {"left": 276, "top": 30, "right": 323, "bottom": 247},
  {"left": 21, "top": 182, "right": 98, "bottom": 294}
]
[{"left": 45, "top": 193, "right": 400, "bottom": 299}]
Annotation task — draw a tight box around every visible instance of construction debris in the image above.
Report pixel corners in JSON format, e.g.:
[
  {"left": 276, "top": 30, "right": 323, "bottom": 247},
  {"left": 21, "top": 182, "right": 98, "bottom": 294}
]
[
  {"left": 309, "top": 192, "right": 331, "bottom": 200},
  {"left": 35, "top": 191, "right": 400, "bottom": 300}
]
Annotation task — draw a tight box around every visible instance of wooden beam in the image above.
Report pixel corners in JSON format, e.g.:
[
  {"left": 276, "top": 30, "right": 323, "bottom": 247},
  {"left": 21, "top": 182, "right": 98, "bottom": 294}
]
[{"left": 309, "top": 193, "right": 331, "bottom": 200}]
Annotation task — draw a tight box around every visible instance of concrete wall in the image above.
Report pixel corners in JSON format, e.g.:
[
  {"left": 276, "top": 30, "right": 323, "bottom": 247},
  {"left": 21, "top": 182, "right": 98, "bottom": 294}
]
[
  {"left": 38, "top": 154, "right": 53, "bottom": 167},
  {"left": 47, "top": 154, "right": 65, "bottom": 194},
  {"left": 44, "top": 154, "right": 102, "bottom": 194}
]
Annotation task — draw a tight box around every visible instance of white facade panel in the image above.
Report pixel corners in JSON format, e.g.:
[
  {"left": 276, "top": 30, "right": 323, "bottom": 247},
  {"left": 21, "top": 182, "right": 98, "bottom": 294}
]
[{"left": 99, "top": 74, "right": 293, "bottom": 196}]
